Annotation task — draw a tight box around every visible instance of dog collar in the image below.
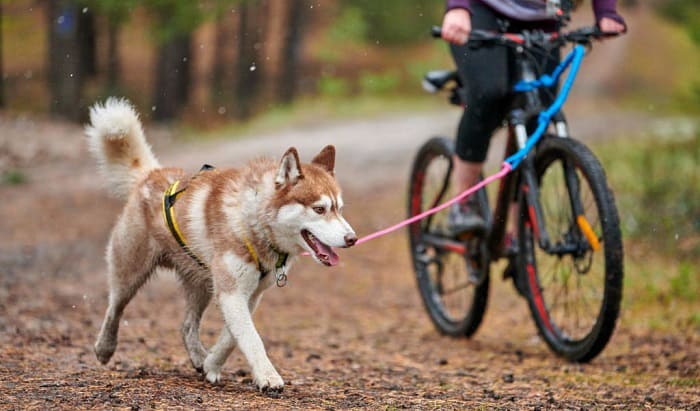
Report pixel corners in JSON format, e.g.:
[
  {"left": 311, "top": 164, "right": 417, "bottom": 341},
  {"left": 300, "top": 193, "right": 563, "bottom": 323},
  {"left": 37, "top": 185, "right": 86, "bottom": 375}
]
[{"left": 239, "top": 226, "right": 289, "bottom": 286}]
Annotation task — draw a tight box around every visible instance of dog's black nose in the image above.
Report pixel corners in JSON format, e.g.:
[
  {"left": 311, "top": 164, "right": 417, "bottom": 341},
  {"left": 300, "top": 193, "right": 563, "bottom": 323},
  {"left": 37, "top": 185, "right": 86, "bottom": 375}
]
[{"left": 345, "top": 233, "right": 357, "bottom": 247}]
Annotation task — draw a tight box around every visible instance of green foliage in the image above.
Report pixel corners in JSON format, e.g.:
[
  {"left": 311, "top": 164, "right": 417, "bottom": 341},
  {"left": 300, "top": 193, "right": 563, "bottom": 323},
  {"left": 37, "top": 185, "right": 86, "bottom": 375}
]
[
  {"left": 84, "top": 0, "right": 241, "bottom": 43},
  {"left": 2, "top": 170, "right": 27, "bottom": 186},
  {"left": 600, "top": 129, "right": 700, "bottom": 259},
  {"left": 338, "top": 0, "right": 443, "bottom": 45},
  {"left": 84, "top": 0, "right": 139, "bottom": 25},
  {"left": 328, "top": 6, "right": 369, "bottom": 44},
  {"left": 358, "top": 71, "right": 400, "bottom": 94},
  {"left": 143, "top": 0, "right": 206, "bottom": 44},
  {"left": 669, "top": 263, "right": 696, "bottom": 301},
  {"left": 317, "top": 75, "right": 351, "bottom": 97},
  {"left": 316, "top": 6, "right": 368, "bottom": 63},
  {"left": 656, "top": 0, "right": 700, "bottom": 45}
]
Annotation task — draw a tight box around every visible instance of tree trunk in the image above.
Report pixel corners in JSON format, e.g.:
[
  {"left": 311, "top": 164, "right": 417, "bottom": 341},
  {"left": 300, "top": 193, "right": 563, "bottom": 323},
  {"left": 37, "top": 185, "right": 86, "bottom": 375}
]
[
  {"left": 232, "top": 1, "right": 268, "bottom": 119},
  {"left": 278, "top": 0, "right": 307, "bottom": 104},
  {"left": 78, "top": 7, "right": 97, "bottom": 78},
  {"left": 153, "top": 34, "right": 191, "bottom": 121},
  {"left": 106, "top": 18, "right": 120, "bottom": 91},
  {"left": 47, "top": 0, "right": 83, "bottom": 120},
  {"left": 0, "top": 1, "right": 4, "bottom": 108},
  {"left": 211, "top": 13, "right": 235, "bottom": 107}
]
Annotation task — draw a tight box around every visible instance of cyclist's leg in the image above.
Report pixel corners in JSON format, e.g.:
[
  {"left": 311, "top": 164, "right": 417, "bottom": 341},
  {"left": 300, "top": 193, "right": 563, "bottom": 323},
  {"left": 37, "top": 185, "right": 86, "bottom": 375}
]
[{"left": 448, "top": 4, "right": 512, "bottom": 234}]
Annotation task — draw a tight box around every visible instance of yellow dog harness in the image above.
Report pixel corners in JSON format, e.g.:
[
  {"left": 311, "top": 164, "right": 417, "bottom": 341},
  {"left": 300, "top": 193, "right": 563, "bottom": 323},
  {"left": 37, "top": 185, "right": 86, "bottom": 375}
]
[{"left": 162, "top": 165, "right": 288, "bottom": 282}]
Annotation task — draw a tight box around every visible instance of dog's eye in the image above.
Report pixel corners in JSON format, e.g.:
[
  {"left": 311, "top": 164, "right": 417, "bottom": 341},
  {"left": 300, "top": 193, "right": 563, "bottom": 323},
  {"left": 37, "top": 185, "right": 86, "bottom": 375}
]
[{"left": 313, "top": 206, "right": 326, "bottom": 215}]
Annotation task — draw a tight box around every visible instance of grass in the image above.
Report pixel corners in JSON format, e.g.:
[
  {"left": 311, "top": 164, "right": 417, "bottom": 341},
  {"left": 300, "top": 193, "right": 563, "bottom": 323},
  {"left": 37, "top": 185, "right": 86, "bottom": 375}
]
[
  {"left": 618, "top": 6, "right": 700, "bottom": 114},
  {"left": 591, "top": 127, "right": 700, "bottom": 333},
  {"left": 2, "top": 169, "right": 28, "bottom": 186}
]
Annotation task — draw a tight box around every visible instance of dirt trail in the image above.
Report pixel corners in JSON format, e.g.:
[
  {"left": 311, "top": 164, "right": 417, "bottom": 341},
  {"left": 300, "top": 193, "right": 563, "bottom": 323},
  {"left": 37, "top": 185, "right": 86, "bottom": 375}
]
[
  {"left": 1, "top": 103, "right": 698, "bottom": 410},
  {"left": 0, "top": 18, "right": 697, "bottom": 408}
]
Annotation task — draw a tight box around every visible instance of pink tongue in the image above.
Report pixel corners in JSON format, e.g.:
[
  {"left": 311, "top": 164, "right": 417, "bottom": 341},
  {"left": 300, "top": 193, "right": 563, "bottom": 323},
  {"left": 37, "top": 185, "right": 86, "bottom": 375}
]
[{"left": 316, "top": 241, "right": 339, "bottom": 266}]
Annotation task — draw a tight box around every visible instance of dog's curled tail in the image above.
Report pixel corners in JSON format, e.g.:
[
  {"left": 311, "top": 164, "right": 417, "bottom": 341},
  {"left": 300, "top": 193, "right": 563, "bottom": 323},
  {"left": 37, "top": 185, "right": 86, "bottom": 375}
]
[{"left": 85, "top": 98, "right": 161, "bottom": 199}]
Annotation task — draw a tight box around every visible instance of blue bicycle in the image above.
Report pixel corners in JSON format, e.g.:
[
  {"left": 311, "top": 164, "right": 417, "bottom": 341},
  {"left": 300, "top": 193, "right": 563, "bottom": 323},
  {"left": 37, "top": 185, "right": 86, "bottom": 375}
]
[{"left": 408, "top": 26, "right": 624, "bottom": 362}]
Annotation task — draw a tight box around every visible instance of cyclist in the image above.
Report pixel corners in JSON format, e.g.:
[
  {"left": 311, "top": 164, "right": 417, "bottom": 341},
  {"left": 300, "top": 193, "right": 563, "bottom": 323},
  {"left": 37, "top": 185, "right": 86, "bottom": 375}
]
[{"left": 441, "top": 0, "right": 626, "bottom": 239}]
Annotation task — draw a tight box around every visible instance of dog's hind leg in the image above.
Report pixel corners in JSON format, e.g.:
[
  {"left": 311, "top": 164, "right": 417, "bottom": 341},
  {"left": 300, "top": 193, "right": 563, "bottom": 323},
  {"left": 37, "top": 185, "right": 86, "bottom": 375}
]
[
  {"left": 203, "top": 326, "right": 237, "bottom": 384},
  {"left": 94, "top": 219, "right": 157, "bottom": 365},
  {"left": 180, "top": 275, "right": 212, "bottom": 373}
]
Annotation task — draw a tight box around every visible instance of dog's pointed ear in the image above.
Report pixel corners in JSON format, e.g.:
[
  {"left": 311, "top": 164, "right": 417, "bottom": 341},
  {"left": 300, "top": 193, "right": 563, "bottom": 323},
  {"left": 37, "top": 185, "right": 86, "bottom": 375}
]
[
  {"left": 311, "top": 145, "right": 335, "bottom": 175},
  {"left": 276, "top": 147, "right": 304, "bottom": 188}
]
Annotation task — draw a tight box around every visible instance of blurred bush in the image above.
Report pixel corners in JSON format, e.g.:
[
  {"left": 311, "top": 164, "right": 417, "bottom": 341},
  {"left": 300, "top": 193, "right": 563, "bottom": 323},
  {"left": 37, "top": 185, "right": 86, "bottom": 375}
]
[
  {"left": 338, "top": 0, "right": 442, "bottom": 45},
  {"left": 656, "top": 0, "right": 700, "bottom": 45},
  {"left": 318, "top": 75, "right": 351, "bottom": 98},
  {"left": 655, "top": 0, "right": 700, "bottom": 109},
  {"left": 601, "top": 129, "right": 700, "bottom": 259},
  {"left": 359, "top": 70, "right": 400, "bottom": 95}
]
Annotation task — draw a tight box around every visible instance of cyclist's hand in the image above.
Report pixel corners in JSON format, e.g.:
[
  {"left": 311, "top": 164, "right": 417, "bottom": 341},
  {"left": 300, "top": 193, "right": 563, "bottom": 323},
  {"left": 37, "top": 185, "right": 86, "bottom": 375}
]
[
  {"left": 598, "top": 17, "right": 625, "bottom": 35},
  {"left": 441, "top": 8, "right": 471, "bottom": 45}
]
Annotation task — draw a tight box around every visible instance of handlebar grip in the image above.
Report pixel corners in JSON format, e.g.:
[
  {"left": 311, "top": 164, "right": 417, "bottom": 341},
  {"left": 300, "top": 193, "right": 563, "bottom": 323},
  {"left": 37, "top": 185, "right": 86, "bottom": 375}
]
[{"left": 431, "top": 26, "right": 442, "bottom": 38}]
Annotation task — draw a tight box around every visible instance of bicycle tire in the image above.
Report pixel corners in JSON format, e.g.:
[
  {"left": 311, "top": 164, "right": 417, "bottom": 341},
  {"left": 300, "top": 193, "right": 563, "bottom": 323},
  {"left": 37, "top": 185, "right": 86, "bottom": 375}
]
[
  {"left": 517, "top": 135, "right": 623, "bottom": 362},
  {"left": 407, "top": 137, "right": 490, "bottom": 337}
]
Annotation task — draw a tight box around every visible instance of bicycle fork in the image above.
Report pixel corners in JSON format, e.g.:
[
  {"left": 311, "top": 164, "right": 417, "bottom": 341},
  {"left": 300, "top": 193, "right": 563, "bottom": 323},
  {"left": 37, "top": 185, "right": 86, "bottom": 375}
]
[
  {"left": 513, "top": 122, "right": 599, "bottom": 258},
  {"left": 513, "top": 122, "right": 552, "bottom": 252}
]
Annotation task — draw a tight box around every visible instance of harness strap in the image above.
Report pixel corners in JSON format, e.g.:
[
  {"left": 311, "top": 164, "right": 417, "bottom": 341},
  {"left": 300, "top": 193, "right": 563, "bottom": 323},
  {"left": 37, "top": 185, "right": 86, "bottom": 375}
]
[
  {"left": 163, "top": 180, "right": 209, "bottom": 270},
  {"left": 162, "top": 164, "right": 288, "bottom": 281}
]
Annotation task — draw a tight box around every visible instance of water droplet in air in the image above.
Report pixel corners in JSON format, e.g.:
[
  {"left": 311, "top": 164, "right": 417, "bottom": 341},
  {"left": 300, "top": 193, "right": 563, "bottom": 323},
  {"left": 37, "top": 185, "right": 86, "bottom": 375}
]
[
  {"left": 82, "top": 7, "right": 88, "bottom": 13},
  {"left": 249, "top": 64, "right": 256, "bottom": 71},
  {"left": 151, "top": 106, "right": 156, "bottom": 111}
]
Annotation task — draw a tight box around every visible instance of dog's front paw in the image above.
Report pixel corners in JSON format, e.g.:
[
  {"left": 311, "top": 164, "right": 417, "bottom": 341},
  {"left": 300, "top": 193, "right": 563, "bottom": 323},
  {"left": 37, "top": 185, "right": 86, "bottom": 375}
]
[
  {"left": 203, "top": 357, "right": 223, "bottom": 384},
  {"left": 254, "top": 369, "right": 284, "bottom": 394},
  {"left": 205, "top": 368, "right": 222, "bottom": 384}
]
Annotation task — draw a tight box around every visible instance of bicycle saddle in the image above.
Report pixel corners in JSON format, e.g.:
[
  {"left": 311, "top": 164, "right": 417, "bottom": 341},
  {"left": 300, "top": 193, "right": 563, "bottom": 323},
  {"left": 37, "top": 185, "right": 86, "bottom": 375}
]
[{"left": 422, "top": 70, "right": 458, "bottom": 93}]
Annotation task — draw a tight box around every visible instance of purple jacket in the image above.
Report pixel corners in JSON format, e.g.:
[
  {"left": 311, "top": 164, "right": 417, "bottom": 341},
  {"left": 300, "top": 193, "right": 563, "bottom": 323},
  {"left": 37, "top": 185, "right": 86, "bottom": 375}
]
[{"left": 446, "top": 0, "right": 625, "bottom": 26}]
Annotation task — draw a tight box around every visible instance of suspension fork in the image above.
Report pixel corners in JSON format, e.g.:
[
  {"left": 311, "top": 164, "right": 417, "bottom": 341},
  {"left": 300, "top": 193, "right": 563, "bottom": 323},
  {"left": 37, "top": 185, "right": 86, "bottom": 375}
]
[
  {"left": 512, "top": 122, "right": 552, "bottom": 251},
  {"left": 562, "top": 155, "right": 601, "bottom": 251}
]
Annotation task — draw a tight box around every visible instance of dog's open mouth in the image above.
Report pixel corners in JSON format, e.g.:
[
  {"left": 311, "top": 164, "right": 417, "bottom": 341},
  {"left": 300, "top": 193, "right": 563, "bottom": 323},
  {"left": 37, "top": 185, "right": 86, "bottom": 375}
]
[{"left": 301, "top": 229, "right": 339, "bottom": 266}]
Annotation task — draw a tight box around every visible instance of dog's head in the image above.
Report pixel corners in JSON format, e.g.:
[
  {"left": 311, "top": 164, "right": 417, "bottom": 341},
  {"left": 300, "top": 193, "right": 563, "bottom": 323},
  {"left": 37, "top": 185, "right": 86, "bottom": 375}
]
[{"left": 271, "top": 145, "right": 356, "bottom": 266}]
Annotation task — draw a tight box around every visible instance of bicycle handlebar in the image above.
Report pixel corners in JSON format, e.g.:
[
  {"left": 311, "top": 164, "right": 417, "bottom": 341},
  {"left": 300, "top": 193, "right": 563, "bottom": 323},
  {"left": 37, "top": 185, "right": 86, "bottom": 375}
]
[{"left": 431, "top": 25, "right": 618, "bottom": 48}]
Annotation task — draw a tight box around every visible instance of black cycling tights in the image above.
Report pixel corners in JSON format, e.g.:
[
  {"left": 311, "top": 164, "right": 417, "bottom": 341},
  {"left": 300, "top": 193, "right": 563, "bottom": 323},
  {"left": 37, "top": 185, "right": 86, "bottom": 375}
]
[{"left": 450, "top": 3, "right": 560, "bottom": 163}]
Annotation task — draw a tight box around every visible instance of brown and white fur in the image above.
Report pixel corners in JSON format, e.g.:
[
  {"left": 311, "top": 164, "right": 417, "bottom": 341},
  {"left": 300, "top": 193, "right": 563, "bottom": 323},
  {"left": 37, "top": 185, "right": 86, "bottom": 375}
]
[{"left": 87, "top": 98, "right": 356, "bottom": 393}]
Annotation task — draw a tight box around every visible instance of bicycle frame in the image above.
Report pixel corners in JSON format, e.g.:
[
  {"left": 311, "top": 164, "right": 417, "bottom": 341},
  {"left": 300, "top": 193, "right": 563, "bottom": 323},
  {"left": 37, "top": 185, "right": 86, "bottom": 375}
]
[
  {"left": 487, "top": 44, "right": 586, "bottom": 259},
  {"left": 417, "top": 43, "right": 589, "bottom": 260}
]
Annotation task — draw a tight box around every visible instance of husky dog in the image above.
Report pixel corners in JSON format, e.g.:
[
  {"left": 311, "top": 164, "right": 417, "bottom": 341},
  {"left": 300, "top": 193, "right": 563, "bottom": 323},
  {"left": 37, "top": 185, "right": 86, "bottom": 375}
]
[{"left": 87, "top": 98, "right": 356, "bottom": 393}]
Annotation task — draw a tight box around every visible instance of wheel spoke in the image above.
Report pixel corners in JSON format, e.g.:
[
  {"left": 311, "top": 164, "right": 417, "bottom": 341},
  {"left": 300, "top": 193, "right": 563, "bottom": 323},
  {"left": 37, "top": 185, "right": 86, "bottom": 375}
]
[
  {"left": 408, "top": 137, "right": 489, "bottom": 337},
  {"left": 520, "top": 137, "right": 623, "bottom": 361}
]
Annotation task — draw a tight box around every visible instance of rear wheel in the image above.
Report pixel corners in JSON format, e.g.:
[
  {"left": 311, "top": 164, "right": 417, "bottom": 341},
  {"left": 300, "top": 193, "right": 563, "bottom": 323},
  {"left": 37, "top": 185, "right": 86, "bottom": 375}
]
[
  {"left": 518, "top": 136, "right": 623, "bottom": 362},
  {"left": 408, "top": 137, "right": 490, "bottom": 337}
]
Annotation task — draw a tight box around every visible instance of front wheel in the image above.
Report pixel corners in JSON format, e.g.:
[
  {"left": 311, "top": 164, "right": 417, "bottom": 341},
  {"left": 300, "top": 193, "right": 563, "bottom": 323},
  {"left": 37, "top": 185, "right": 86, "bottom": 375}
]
[
  {"left": 518, "top": 136, "right": 624, "bottom": 362},
  {"left": 407, "top": 137, "right": 490, "bottom": 337}
]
